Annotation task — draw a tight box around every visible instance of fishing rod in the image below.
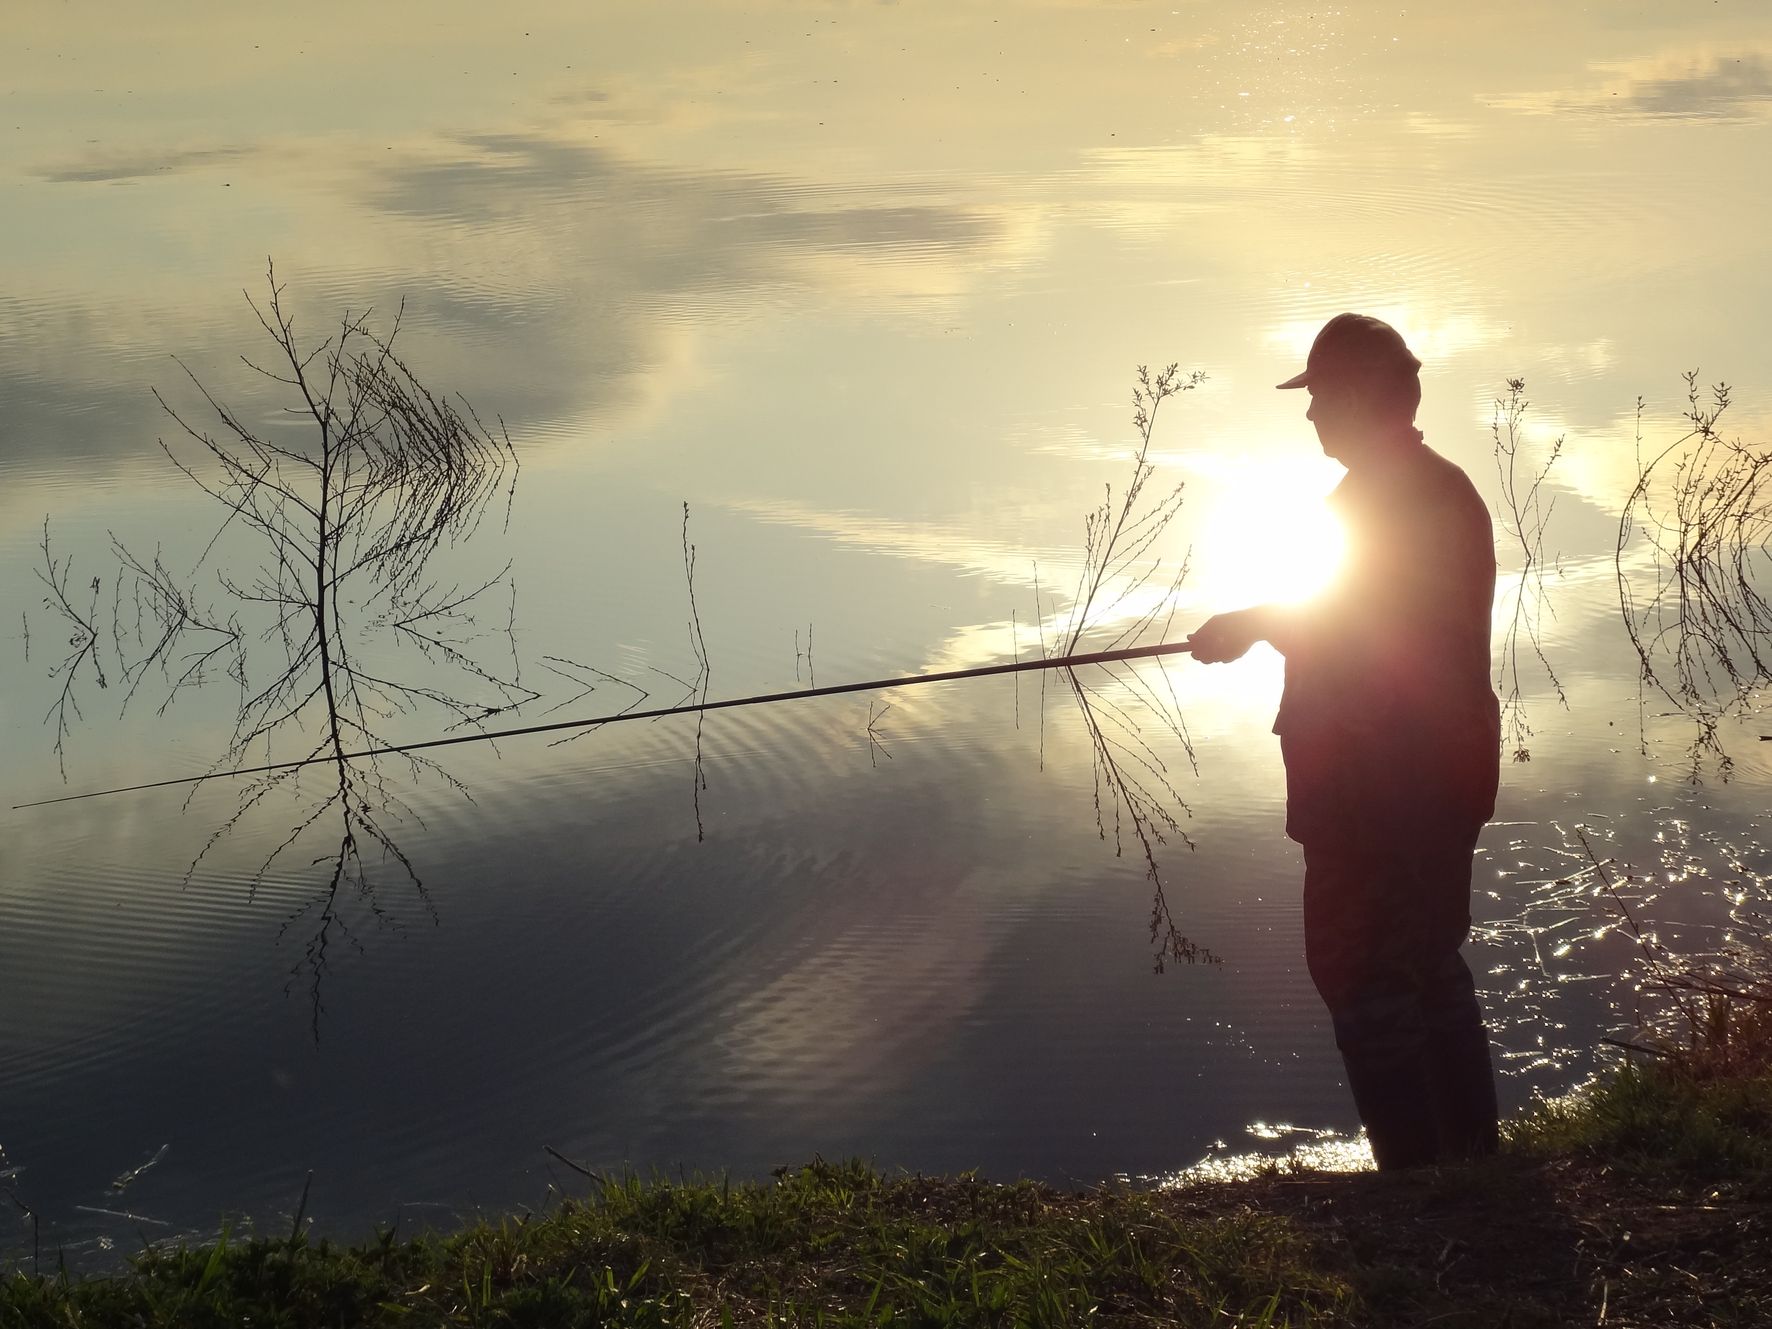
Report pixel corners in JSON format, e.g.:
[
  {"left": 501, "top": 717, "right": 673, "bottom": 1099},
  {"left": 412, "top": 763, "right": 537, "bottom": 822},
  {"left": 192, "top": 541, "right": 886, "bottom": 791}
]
[{"left": 12, "top": 639, "right": 1198, "bottom": 811}]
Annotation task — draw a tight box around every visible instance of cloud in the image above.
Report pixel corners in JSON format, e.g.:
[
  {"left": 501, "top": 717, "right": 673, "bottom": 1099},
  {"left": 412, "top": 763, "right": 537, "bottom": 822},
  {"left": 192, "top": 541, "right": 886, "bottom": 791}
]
[
  {"left": 0, "top": 296, "right": 175, "bottom": 482},
  {"left": 1265, "top": 309, "right": 1503, "bottom": 369},
  {"left": 34, "top": 144, "right": 254, "bottom": 184},
  {"left": 344, "top": 131, "right": 1016, "bottom": 452},
  {"left": 3, "top": 128, "right": 1019, "bottom": 482},
  {"left": 368, "top": 131, "right": 998, "bottom": 255},
  {"left": 722, "top": 497, "right": 1051, "bottom": 587},
  {"left": 1491, "top": 49, "right": 1772, "bottom": 121},
  {"left": 545, "top": 88, "right": 613, "bottom": 107}
]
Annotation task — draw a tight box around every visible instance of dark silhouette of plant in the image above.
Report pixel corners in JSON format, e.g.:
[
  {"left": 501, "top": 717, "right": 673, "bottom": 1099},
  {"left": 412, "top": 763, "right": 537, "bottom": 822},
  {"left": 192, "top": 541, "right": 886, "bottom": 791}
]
[
  {"left": 31, "top": 331, "right": 1217, "bottom": 996},
  {"left": 1047, "top": 364, "right": 1211, "bottom": 969},
  {"left": 32, "top": 519, "right": 109, "bottom": 781},
  {"left": 1492, "top": 378, "right": 1566, "bottom": 762},
  {"left": 1566, "top": 820, "right": 1772, "bottom": 1080},
  {"left": 680, "top": 503, "right": 712, "bottom": 840},
  {"left": 1059, "top": 365, "right": 1201, "bottom": 659},
  {"left": 540, "top": 502, "right": 709, "bottom": 838},
  {"left": 865, "top": 698, "right": 893, "bottom": 767},
  {"left": 1616, "top": 372, "right": 1772, "bottom": 778},
  {"left": 110, "top": 537, "right": 244, "bottom": 714},
  {"left": 118, "top": 264, "right": 533, "bottom": 1032}
]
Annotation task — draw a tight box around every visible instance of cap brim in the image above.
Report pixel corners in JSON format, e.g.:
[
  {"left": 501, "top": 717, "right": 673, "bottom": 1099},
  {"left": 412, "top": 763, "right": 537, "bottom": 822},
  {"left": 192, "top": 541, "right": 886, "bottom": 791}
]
[{"left": 1274, "top": 369, "right": 1310, "bottom": 390}]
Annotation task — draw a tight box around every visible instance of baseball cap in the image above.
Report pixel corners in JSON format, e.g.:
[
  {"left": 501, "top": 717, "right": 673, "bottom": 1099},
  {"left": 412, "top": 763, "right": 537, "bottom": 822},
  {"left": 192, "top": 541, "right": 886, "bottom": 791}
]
[{"left": 1276, "top": 313, "right": 1421, "bottom": 390}]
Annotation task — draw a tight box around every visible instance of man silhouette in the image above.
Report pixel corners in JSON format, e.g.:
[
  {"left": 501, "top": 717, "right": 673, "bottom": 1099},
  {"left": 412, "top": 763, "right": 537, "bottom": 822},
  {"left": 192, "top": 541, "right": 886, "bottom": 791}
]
[{"left": 1185, "top": 313, "right": 1502, "bottom": 1170}]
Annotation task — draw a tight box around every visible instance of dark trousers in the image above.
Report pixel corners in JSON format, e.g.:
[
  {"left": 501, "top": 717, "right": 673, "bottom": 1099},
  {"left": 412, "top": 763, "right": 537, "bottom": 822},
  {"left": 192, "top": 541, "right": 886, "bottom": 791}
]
[{"left": 1302, "top": 831, "right": 1500, "bottom": 1171}]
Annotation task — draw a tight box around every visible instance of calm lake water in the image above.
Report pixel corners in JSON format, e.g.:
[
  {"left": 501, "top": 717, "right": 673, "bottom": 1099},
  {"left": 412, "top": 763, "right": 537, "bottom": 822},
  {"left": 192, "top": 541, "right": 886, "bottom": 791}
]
[{"left": 5, "top": 1, "right": 1772, "bottom": 1262}]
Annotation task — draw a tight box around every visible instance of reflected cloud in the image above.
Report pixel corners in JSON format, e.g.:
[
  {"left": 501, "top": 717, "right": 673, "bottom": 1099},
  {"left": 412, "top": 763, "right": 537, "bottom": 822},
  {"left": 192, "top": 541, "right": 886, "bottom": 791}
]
[
  {"left": 5, "top": 125, "right": 1023, "bottom": 488},
  {"left": 33, "top": 144, "right": 254, "bottom": 184},
  {"left": 1492, "top": 48, "right": 1772, "bottom": 121},
  {"left": 0, "top": 295, "right": 195, "bottom": 478},
  {"left": 1401, "top": 112, "right": 1477, "bottom": 139},
  {"left": 1083, "top": 136, "right": 1322, "bottom": 185},
  {"left": 373, "top": 131, "right": 998, "bottom": 251},
  {"left": 706, "top": 862, "right": 996, "bottom": 1103},
  {"left": 1541, "top": 404, "right": 1772, "bottom": 535},
  {"left": 1519, "top": 418, "right": 1637, "bottom": 518},
  {"left": 1067, "top": 136, "right": 1323, "bottom": 235},
  {"left": 724, "top": 496, "right": 1053, "bottom": 587},
  {"left": 1267, "top": 308, "right": 1501, "bottom": 369},
  {"left": 23, "top": 280, "right": 540, "bottom": 1037},
  {"left": 1529, "top": 338, "right": 1618, "bottom": 384}
]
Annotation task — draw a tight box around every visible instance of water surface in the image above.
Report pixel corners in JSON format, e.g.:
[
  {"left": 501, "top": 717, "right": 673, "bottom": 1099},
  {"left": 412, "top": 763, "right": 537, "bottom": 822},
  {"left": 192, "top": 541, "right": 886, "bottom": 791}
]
[{"left": 4, "top": 0, "right": 1772, "bottom": 1261}]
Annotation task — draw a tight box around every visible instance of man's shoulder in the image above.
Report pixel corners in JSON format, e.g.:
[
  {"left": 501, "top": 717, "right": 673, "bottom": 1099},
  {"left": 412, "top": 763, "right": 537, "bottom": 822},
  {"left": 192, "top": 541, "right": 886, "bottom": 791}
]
[
  {"left": 1333, "top": 443, "right": 1492, "bottom": 559},
  {"left": 1341, "top": 442, "right": 1485, "bottom": 511},
  {"left": 1412, "top": 443, "right": 1480, "bottom": 493},
  {"left": 1405, "top": 445, "right": 1490, "bottom": 525}
]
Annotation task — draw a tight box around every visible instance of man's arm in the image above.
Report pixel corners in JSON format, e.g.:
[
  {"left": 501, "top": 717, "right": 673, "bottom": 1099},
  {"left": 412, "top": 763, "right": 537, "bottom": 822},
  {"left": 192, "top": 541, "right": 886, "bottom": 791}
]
[{"left": 1183, "top": 604, "right": 1307, "bottom": 663}]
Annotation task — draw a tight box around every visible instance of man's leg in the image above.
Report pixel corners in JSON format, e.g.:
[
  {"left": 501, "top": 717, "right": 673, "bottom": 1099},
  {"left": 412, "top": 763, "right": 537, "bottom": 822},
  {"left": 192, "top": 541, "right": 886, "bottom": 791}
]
[
  {"left": 1413, "top": 831, "right": 1500, "bottom": 1160},
  {"left": 1319, "top": 973, "right": 1443, "bottom": 1170},
  {"left": 1303, "top": 837, "right": 1499, "bottom": 1169},
  {"left": 1418, "top": 941, "right": 1500, "bottom": 1161},
  {"left": 1302, "top": 844, "right": 1440, "bottom": 1170}
]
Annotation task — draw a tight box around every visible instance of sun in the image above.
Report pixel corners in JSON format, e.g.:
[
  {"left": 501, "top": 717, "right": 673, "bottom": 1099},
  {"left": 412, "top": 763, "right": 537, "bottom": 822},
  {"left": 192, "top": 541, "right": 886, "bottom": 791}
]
[{"left": 1185, "top": 456, "right": 1346, "bottom": 610}]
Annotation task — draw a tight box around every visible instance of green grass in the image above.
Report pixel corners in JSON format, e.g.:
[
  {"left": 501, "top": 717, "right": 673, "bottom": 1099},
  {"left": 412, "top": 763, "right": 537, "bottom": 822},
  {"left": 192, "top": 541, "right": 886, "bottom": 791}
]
[
  {"left": 1506, "top": 1060, "right": 1772, "bottom": 1181},
  {"left": 0, "top": 1159, "right": 1353, "bottom": 1327},
  {"left": 5, "top": 1059, "right": 1772, "bottom": 1326}
]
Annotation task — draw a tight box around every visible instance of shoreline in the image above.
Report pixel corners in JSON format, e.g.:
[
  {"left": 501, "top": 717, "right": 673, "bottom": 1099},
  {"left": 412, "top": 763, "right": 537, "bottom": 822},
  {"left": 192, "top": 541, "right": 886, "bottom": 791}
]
[{"left": 4, "top": 1060, "right": 1768, "bottom": 1326}]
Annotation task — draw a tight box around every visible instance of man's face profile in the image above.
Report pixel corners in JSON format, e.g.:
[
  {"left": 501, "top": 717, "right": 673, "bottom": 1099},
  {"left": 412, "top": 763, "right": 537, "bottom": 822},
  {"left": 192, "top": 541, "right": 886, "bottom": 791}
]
[{"left": 1304, "top": 380, "right": 1370, "bottom": 464}]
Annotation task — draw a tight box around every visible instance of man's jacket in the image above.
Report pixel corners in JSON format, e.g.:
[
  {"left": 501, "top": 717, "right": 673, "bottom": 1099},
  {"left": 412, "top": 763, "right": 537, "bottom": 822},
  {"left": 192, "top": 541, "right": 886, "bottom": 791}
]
[{"left": 1273, "top": 436, "right": 1501, "bottom": 849}]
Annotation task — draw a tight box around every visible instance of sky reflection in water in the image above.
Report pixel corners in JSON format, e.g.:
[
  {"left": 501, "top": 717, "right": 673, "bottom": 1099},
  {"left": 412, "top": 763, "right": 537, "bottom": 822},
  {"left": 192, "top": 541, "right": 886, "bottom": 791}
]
[{"left": 3, "top": 0, "right": 1772, "bottom": 1262}]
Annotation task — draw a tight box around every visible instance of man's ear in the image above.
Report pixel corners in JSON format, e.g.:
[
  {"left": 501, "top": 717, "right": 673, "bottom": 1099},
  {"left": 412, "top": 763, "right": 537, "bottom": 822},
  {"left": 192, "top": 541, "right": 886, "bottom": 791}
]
[{"left": 1336, "top": 381, "right": 1372, "bottom": 418}]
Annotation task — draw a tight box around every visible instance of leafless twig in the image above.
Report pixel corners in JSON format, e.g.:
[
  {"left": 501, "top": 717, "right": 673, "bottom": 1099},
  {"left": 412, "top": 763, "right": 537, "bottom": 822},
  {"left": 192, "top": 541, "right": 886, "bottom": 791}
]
[
  {"left": 34, "top": 518, "right": 108, "bottom": 780},
  {"left": 106, "top": 264, "right": 529, "bottom": 1031},
  {"left": 1050, "top": 365, "right": 1211, "bottom": 967},
  {"left": 1616, "top": 372, "right": 1772, "bottom": 779},
  {"left": 1491, "top": 378, "right": 1566, "bottom": 762}
]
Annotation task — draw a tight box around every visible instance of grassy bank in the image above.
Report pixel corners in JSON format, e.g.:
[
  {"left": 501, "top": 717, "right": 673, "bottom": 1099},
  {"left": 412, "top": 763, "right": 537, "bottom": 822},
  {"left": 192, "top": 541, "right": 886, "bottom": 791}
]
[{"left": 3, "top": 1060, "right": 1770, "bottom": 1327}]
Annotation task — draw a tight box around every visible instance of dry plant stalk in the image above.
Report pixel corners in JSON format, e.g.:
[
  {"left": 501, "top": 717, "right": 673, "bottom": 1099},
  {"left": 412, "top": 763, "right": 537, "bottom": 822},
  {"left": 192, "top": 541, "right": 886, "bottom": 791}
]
[
  {"left": 1616, "top": 372, "right": 1772, "bottom": 777},
  {"left": 120, "top": 264, "right": 530, "bottom": 1032},
  {"left": 32, "top": 518, "right": 111, "bottom": 780},
  {"left": 1491, "top": 378, "right": 1565, "bottom": 763},
  {"left": 1048, "top": 364, "right": 1212, "bottom": 969},
  {"left": 1575, "top": 824, "right": 1772, "bottom": 1078}
]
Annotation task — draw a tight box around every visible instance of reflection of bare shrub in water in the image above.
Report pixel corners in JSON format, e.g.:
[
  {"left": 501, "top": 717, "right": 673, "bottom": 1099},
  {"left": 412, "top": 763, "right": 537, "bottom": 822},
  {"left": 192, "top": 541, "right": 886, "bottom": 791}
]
[
  {"left": 111, "top": 537, "right": 244, "bottom": 713},
  {"left": 541, "top": 502, "right": 710, "bottom": 838},
  {"left": 32, "top": 519, "right": 110, "bottom": 780},
  {"left": 1066, "top": 668, "right": 1207, "bottom": 968},
  {"left": 1059, "top": 365, "right": 1200, "bottom": 660},
  {"left": 1046, "top": 364, "right": 1212, "bottom": 969},
  {"left": 1491, "top": 378, "right": 1566, "bottom": 763},
  {"left": 121, "top": 267, "right": 532, "bottom": 1030},
  {"left": 680, "top": 503, "right": 712, "bottom": 841},
  {"left": 1617, "top": 373, "right": 1772, "bottom": 777}
]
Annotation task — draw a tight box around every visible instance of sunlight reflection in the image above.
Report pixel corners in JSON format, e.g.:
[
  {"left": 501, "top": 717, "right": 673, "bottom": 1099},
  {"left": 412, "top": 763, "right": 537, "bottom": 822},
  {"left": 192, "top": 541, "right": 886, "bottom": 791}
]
[{"left": 1124, "top": 1122, "right": 1374, "bottom": 1188}]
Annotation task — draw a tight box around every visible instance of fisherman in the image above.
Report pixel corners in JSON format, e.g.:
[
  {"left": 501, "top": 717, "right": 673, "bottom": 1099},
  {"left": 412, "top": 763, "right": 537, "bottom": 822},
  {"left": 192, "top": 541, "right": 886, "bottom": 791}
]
[{"left": 1183, "top": 313, "right": 1502, "bottom": 1170}]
